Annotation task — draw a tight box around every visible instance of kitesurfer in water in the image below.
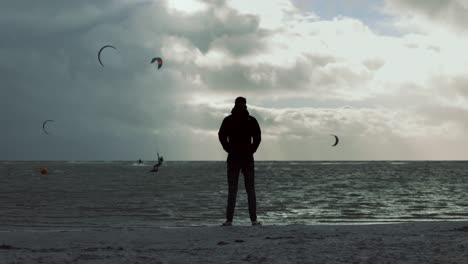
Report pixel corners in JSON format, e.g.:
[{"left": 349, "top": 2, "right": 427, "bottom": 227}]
[
  {"left": 138, "top": 159, "right": 143, "bottom": 164},
  {"left": 150, "top": 153, "right": 164, "bottom": 172},
  {"left": 218, "top": 97, "right": 262, "bottom": 226}
]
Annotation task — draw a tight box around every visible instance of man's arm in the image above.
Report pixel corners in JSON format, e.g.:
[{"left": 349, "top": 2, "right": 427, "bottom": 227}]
[
  {"left": 218, "top": 118, "right": 230, "bottom": 153},
  {"left": 251, "top": 119, "right": 261, "bottom": 153}
]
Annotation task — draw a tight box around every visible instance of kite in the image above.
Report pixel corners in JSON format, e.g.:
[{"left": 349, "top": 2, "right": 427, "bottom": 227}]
[
  {"left": 42, "top": 120, "right": 55, "bottom": 135},
  {"left": 331, "top": 134, "right": 339, "bottom": 147},
  {"left": 98, "top": 45, "right": 116, "bottom": 67},
  {"left": 151, "top": 57, "right": 163, "bottom": 69}
]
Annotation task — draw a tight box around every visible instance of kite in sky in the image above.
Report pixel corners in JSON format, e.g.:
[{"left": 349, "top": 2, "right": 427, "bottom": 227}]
[{"left": 98, "top": 45, "right": 117, "bottom": 67}]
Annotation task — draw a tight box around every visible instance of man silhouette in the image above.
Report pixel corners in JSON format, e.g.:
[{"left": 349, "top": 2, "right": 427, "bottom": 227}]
[{"left": 218, "top": 97, "right": 262, "bottom": 226}]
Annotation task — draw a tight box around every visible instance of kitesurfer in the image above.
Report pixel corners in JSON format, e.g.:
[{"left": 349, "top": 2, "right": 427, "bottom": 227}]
[
  {"left": 150, "top": 153, "right": 163, "bottom": 172},
  {"left": 218, "top": 97, "right": 262, "bottom": 226}
]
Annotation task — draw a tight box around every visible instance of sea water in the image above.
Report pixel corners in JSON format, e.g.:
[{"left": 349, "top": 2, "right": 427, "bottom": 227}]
[{"left": 1, "top": 161, "right": 467, "bottom": 228}]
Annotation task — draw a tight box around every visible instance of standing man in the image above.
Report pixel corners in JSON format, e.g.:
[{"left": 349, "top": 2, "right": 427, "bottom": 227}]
[{"left": 218, "top": 97, "right": 262, "bottom": 226}]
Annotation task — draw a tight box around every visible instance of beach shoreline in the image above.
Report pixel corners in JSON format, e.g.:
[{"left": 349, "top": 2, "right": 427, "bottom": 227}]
[{"left": 1, "top": 221, "right": 467, "bottom": 263}]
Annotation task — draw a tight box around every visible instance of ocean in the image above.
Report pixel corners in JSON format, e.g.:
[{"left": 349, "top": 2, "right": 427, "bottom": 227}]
[{"left": 1, "top": 161, "right": 467, "bottom": 228}]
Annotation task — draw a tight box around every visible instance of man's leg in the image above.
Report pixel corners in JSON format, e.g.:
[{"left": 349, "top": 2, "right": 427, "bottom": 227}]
[
  {"left": 242, "top": 161, "right": 257, "bottom": 222},
  {"left": 226, "top": 162, "right": 241, "bottom": 222}
]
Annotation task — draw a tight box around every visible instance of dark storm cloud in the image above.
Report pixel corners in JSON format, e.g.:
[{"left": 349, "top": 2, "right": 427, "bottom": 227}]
[
  {"left": 0, "top": 0, "right": 277, "bottom": 160},
  {"left": 0, "top": 1, "right": 186, "bottom": 159},
  {"left": 0, "top": 1, "right": 149, "bottom": 43}
]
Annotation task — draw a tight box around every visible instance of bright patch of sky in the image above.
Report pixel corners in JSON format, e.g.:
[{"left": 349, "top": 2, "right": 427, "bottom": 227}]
[
  {"left": 291, "top": 0, "right": 396, "bottom": 35},
  {"left": 167, "top": 0, "right": 209, "bottom": 14}
]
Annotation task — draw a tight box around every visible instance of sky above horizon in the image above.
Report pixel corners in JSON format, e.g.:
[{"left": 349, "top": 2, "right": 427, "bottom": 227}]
[{"left": 2, "top": 0, "right": 468, "bottom": 160}]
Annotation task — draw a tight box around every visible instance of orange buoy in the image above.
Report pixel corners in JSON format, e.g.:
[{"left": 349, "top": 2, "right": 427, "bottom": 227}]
[{"left": 40, "top": 167, "right": 48, "bottom": 175}]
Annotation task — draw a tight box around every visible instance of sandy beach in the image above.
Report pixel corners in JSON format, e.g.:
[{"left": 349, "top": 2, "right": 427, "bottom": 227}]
[{"left": 1, "top": 221, "right": 467, "bottom": 263}]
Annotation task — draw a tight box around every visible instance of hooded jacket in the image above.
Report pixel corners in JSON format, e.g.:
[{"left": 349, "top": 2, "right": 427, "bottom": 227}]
[{"left": 218, "top": 105, "right": 261, "bottom": 160}]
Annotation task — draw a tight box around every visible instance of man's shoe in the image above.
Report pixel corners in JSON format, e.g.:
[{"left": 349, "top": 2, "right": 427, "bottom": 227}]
[
  {"left": 221, "top": 221, "right": 232, "bottom": 226},
  {"left": 251, "top": 221, "right": 262, "bottom": 226}
]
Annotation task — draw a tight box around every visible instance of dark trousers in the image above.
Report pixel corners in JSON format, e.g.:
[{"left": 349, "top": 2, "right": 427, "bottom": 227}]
[{"left": 225, "top": 159, "right": 257, "bottom": 222}]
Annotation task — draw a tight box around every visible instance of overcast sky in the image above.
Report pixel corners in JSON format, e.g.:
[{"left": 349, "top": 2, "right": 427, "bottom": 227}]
[{"left": 2, "top": 0, "right": 468, "bottom": 160}]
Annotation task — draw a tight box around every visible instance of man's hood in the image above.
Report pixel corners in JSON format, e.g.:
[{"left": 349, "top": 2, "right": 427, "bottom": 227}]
[{"left": 231, "top": 105, "right": 249, "bottom": 116}]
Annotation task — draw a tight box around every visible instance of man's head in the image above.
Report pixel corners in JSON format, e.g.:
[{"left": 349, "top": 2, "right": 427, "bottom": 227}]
[
  {"left": 235, "top": 96, "right": 247, "bottom": 106},
  {"left": 231, "top": 96, "right": 248, "bottom": 115}
]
